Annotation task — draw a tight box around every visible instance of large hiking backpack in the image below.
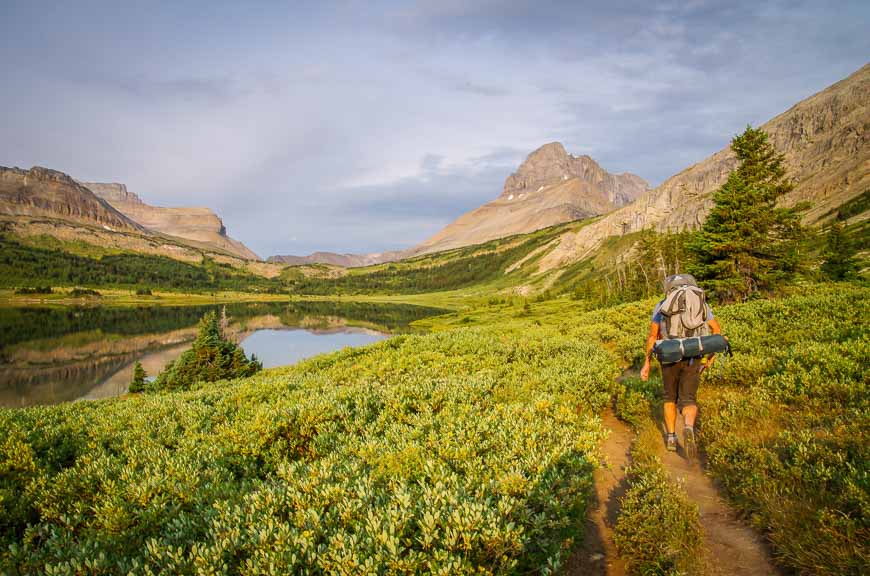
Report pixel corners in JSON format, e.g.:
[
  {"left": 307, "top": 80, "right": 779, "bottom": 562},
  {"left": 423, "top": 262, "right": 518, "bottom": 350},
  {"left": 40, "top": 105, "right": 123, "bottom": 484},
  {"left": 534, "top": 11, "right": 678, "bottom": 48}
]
[
  {"left": 653, "top": 274, "right": 730, "bottom": 364},
  {"left": 659, "top": 274, "right": 709, "bottom": 339}
]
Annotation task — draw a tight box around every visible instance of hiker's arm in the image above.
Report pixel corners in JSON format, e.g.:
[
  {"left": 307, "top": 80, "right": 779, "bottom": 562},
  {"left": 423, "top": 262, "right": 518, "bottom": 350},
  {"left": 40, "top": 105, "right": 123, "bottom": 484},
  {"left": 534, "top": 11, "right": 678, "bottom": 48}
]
[
  {"left": 702, "top": 318, "right": 723, "bottom": 372},
  {"left": 708, "top": 318, "right": 721, "bottom": 335},
  {"left": 640, "top": 322, "right": 659, "bottom": 381}
]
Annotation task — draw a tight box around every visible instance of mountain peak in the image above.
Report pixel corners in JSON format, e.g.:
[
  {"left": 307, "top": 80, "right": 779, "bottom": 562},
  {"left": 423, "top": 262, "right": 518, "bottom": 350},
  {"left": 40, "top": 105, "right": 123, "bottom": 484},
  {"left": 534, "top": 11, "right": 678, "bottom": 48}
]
[
  {"left": 527, "top": 141, "right": 570, "bottom": 160},
  {"left": 501, "top": 143, "right": 648, "bottom": 207}
]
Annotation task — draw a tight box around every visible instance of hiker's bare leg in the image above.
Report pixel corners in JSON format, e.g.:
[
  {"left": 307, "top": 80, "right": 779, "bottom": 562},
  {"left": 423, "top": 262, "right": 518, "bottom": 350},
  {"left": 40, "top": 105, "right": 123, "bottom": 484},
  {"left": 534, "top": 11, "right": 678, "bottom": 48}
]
[
  {"left": 664, "top": 401, "right": 677, "bottom": 434},
  {"left": 683, "top": 404, "right": 698, "bottom": 428}
]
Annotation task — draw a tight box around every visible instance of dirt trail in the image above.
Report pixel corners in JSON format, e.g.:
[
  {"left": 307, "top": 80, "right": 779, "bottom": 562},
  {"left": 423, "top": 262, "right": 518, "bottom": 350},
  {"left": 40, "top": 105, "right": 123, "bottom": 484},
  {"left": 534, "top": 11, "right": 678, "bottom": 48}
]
[
  {"left": 661, "top": 416, "right": 782, "bottom": 576},
  {"left": 564, "top": 410, "right": 632, "bottom": 576}
]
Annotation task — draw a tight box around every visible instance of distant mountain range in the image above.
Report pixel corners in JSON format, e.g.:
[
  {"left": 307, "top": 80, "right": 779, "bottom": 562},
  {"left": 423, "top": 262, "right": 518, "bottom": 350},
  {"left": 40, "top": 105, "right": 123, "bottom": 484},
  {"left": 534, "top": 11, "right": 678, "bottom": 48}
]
[
  {"left": 3, "top": 63, "right": 866, "bottom": 281},
  {"left": 0, "top": 167, "right": 143, "bottom": 233},
  {"left": 269, "top": 145, "right": 649, "bottom": 266}
]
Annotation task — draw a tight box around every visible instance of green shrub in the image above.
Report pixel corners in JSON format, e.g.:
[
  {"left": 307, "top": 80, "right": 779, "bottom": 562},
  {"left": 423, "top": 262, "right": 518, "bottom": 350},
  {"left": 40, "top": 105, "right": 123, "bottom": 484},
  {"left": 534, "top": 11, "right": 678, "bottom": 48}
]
[
  {"left": 423, "top": 284, "right": 870, "bottom": 574},
  {"left": 129, "top": 361, "right": 147, "bottom": 393},
  {"left": 13, "top": 286, "right": 52, "bottom": 295},
  {"left": 697, "top": 287, "right": 869, "bottom": 575},
  {"left": 69, "top": 287, "right": 101, "bottom": 297},
  {"left": 149, "top": 311, "right": 262, "bottom": 392}
]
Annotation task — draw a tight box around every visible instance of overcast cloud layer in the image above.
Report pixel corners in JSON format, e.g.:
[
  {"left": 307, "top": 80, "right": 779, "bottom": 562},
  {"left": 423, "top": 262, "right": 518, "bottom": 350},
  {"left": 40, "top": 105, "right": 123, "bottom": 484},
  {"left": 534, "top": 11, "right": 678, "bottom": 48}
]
[{"left": 1, "top": 1, "right": 868, "bottom": 257}]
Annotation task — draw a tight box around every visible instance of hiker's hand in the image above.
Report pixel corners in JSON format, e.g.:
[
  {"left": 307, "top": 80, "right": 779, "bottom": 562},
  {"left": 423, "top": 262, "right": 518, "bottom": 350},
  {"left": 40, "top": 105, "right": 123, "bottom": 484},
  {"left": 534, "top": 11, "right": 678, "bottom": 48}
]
[
  {"left": 700, "top": 357, "right": 714, "bottom": 375},
  {"left": 640, "top": 360, "right": 650, "bottom": 381}
]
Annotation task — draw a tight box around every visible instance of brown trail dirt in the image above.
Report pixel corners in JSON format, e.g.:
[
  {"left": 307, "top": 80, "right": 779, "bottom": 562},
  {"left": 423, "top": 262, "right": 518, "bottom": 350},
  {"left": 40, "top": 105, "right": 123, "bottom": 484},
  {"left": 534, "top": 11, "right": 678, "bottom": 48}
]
[
  {"left": 564, "top": 410, "right": 632, "bottom": 576},
  {"left": 661, "top": 415, "right": 783, "bottom": 576}
]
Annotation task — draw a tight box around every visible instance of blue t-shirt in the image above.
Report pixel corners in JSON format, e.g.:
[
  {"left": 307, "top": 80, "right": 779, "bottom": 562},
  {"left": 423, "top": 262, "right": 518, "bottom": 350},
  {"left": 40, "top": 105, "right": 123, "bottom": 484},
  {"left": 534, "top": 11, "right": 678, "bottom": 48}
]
[{"left": 651, "top": 298, "right": 714, "bottom": 335}]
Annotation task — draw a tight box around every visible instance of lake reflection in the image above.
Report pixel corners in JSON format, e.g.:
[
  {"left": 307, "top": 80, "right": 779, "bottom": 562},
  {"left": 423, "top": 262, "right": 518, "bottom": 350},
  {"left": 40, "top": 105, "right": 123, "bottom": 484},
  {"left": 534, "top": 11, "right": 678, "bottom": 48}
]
[{"left": 0, "top": 301, "right": 445, "bottom": 408}]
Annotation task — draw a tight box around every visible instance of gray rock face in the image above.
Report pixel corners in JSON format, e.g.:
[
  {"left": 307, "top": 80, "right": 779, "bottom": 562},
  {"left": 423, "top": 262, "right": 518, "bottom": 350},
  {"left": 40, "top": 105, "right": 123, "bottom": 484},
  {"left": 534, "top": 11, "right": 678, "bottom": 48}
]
[{"left": 502, "top": 143, "right": 649, "bottom": 207}]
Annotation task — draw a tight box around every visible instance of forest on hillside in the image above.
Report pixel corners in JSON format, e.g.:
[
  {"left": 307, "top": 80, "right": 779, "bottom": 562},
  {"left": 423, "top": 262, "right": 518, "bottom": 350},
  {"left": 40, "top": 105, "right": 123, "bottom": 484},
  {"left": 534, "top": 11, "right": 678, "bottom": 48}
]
[{"left": 0, "top": 235, "right": 283, "bottom": 293}]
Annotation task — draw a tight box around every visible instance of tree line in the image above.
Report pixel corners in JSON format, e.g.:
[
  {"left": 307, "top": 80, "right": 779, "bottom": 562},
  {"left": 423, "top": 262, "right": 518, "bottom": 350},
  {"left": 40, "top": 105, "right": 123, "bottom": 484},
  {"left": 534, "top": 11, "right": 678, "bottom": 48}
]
[{"left": 0, "top": 237, "right": 284, "bottom": 293}]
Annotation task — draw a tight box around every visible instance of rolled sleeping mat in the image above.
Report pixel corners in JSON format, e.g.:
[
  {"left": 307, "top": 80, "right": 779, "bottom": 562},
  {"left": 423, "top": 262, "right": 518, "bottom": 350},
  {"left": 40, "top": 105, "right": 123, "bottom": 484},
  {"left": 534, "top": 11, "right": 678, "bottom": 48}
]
[{"left": 654, "top": 334, "right": 729, "bottom": 364}]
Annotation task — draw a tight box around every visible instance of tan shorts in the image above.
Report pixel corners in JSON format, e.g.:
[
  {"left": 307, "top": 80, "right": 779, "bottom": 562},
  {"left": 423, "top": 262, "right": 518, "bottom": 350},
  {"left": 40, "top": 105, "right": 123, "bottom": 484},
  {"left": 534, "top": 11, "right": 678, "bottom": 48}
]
[{"left": 661, "top": 359, "right": 701, "bottom": 407}]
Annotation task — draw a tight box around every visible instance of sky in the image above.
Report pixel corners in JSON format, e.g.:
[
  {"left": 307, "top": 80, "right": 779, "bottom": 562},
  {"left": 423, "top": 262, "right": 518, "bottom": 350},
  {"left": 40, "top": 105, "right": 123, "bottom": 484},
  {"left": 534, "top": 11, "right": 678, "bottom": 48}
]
[{"left": 1, "top": 1, "right": 868, "bottom": 258}]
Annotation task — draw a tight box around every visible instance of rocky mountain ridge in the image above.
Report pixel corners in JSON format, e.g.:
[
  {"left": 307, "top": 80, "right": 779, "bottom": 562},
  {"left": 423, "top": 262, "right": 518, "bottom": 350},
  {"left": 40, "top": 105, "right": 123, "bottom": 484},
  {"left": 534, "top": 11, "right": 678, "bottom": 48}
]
[
  {"left": 537, "top": 62, "right": 870, "bottom": 272},
  {"left": 0, "top": 165, "right": 263, "bottom": 266},
  {"left": 82, "top": 182, "right": 258, "bottom": 261},
  {"left": 0, "top": 167, "right": 143, "bottom": 233}
]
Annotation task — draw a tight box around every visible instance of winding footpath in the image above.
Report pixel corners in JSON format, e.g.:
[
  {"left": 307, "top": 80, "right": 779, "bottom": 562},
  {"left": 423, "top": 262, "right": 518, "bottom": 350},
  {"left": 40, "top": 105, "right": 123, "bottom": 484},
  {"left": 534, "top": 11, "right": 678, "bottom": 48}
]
[
  {"left": 565, "top": 410, "right": 632, "bottom": 576},
  {"left": 566, "top": 409, "right": 781, "bottom": 576},
  {"left": 661, "top": 418, "right": 782, "bottom": 576}
]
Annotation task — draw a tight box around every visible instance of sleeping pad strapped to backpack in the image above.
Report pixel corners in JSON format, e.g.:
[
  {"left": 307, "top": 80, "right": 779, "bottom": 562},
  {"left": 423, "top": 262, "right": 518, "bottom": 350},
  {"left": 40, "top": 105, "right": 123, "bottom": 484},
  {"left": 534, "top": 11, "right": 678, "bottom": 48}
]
[
  {"left": 654, "top": 334, "right": 730, "bottom": 364},
  {"left": 653, "top": 274, "right": 730, "bottom": 364}
]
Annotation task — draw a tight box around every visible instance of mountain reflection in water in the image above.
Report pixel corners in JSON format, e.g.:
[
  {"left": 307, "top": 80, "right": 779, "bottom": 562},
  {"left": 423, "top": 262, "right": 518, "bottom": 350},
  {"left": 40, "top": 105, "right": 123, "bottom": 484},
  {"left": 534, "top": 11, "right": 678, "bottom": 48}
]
[{"left": 0, "top": 301, "right": 447, "bottom": 408}]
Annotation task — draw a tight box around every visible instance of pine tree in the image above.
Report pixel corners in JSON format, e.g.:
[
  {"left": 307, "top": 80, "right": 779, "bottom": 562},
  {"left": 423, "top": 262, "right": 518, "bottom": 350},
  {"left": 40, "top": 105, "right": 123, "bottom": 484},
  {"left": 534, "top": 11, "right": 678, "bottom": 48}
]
[
  {"left": 129, "top": 361, "right": 147, "bottom": 393},
  {"left": 688, "top": 126, "right": 806, "bottom": 302},
  {"left": 821, "top": 219, "right": 859, "bottom": 280},
  {"left": 150, "top": 311, "right": 261, "bottom": 392}
]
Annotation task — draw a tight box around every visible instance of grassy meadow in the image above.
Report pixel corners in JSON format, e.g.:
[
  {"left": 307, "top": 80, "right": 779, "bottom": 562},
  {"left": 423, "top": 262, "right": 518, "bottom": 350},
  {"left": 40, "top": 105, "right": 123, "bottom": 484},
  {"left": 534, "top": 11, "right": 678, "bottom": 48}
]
[{"left": 2, "top": 282, "right": 867, "bottom": 574}]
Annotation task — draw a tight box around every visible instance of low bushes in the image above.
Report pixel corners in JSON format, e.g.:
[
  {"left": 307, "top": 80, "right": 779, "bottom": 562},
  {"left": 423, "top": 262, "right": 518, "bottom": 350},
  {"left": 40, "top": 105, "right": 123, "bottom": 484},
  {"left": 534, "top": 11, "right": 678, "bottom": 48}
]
[
  {"left": 0, "top": 324, "right": 618, "bottom": 574},
  {"left": 699, "top": 288, "right": 869, "bottom": 575}
]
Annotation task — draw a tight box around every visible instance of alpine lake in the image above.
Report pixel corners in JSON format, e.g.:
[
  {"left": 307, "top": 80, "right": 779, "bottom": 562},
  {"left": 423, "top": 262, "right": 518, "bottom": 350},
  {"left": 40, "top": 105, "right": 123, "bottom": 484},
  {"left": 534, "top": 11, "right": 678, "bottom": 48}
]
[{"left": 0, "top": 300, "right": 448, "bottom": 408}]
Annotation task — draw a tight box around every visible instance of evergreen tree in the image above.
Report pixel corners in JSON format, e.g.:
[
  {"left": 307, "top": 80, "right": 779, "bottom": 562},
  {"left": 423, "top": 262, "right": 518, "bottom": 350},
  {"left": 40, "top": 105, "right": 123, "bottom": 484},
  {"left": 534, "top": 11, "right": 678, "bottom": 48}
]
[
  {"left": 821, "top": 219, "right": 859, "bottom": 280},
  {"left": 129, "top": 361, "right": 147, "bottom": 393},
  {"left": 688, "top": 126, "right": 805, "bottom": 302},
  {"left": 149, "top": 311, "right": 261, "bottom": 392}
]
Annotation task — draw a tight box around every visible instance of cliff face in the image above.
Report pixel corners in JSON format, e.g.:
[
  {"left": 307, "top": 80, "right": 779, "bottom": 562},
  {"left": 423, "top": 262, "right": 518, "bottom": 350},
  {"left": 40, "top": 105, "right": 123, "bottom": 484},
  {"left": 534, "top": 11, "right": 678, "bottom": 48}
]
[
  {"left": 409, "top": 143, "right": 649, "bottom": 256},
  {"left": 538, "top": 62, "right": 870, "bottom": 271},
  {"left": 0, "top": 167, "right": 143, "bottom": 232},
  {"left": 80, "top": 182, "right": 143, "bottom": 206},
  {"left": 83, "top": 182, "right": 259, "bottom": 261}
]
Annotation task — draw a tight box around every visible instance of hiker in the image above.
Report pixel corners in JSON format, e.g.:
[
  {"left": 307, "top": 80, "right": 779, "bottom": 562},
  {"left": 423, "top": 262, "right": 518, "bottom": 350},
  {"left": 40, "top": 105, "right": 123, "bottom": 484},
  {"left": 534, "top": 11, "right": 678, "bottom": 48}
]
[{"left": 640, "top": 274, "right": 722, "bottom": 457}]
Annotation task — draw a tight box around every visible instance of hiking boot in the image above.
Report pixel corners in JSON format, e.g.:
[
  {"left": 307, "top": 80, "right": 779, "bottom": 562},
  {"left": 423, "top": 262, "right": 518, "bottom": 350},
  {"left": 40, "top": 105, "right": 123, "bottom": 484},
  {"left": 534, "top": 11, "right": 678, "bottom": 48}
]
[
  {"left": 666, "top": 433, "right": 677, "bottom": 452},
  {"left": 684, "top": 426, "right": 698, "bottom": 460}
]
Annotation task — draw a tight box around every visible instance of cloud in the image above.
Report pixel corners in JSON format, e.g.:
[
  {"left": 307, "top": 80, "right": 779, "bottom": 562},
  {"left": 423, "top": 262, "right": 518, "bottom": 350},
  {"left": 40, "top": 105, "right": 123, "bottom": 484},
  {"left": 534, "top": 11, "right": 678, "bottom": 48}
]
[{"left": 1, "top": 0, "right": 868, "bottom": 257}]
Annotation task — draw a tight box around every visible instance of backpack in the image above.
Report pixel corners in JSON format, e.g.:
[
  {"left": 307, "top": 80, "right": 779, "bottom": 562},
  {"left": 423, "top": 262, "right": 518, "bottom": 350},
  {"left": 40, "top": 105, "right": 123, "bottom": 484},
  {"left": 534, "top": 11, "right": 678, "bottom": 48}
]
[{"left": 659, "top": 274, "right": 710, "bottom": 339}]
